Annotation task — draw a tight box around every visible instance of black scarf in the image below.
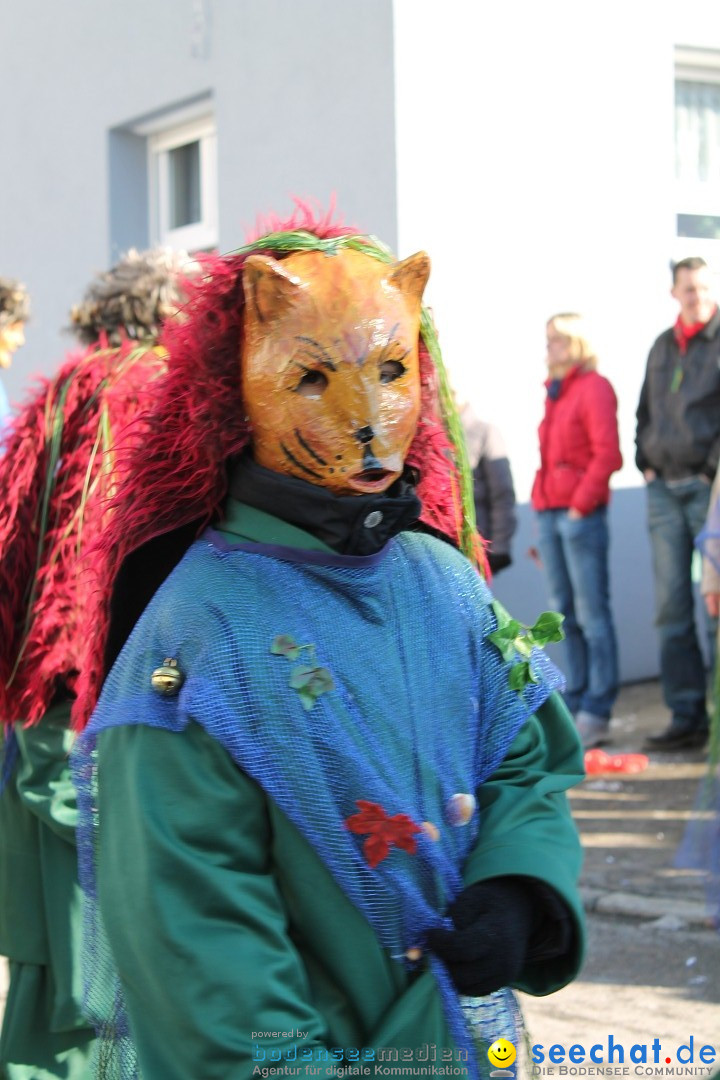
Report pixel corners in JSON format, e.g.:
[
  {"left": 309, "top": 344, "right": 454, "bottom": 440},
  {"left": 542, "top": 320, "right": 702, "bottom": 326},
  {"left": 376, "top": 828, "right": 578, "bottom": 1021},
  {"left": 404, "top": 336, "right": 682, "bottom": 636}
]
[{"left": 228, "top": 457, "right": 422, "bottom": 556}]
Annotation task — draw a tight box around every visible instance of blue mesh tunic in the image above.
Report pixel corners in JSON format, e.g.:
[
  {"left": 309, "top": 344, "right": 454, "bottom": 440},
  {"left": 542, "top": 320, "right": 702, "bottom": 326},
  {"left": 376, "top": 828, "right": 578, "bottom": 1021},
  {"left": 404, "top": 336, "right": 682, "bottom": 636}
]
[{"left": 74, "top": 527, "right": 571, "bottom": 1079}]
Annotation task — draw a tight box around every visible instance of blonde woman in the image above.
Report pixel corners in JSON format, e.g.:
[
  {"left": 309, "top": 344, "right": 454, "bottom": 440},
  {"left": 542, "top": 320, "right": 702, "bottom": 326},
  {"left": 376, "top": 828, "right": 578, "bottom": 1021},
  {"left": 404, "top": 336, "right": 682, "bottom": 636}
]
[
  {"left": 531, "top": 313, "right": 623, "bottom": 748},
  {"left": 0, "top": 277, "right": 30, "bottom": 428}
]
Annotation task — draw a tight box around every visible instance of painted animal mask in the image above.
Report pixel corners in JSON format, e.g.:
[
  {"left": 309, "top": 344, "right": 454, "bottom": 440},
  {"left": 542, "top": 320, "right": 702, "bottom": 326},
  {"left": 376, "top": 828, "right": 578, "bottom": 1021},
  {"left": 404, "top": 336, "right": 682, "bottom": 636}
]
[{"left": 241, "top": 247, "right": 430, "bottom": 495}]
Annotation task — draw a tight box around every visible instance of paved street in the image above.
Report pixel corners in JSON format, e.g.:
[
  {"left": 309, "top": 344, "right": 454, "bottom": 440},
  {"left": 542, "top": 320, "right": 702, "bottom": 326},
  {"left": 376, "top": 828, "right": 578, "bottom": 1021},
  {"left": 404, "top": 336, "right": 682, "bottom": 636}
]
[
  {"left": 521, "top": 912, "right": 720, "bottom": 1066},
  {"left": 522, "top": 680, "right": 719, "bottom": 1073},
  {"left": 1, "top": 681, "right": 719, "bottom": 1070}
]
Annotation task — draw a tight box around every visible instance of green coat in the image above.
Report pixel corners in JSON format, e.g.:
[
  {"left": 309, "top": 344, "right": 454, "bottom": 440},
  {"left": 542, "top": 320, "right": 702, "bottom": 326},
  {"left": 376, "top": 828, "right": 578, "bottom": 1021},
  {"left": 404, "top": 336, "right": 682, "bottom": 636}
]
[
  {"left": 94, "top": 502, "right": 585, "bottom": 1079},
  {"left": 0, "top": 704, "right": 95, "bottom": 1079}
]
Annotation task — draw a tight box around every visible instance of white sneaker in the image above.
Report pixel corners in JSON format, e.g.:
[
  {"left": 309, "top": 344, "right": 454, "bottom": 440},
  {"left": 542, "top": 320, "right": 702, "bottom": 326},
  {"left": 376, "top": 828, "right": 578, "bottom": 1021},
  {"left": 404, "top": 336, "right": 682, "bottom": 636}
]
[{"left": 575, "top": 710, "right": 610, "bottom": 750}]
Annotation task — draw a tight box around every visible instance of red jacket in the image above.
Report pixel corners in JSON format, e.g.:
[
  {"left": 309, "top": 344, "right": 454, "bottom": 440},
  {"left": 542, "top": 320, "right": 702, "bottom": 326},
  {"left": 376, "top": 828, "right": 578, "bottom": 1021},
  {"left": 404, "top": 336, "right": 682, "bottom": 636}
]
[{"left": 531, "top": 365, "right": 622, "bottom": 515}]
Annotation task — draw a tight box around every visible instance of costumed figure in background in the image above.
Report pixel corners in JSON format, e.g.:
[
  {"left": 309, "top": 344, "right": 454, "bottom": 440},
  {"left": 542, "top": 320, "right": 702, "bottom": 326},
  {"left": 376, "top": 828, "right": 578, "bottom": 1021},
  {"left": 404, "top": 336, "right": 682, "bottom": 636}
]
[
  {"left": 71, "top": 208, "right": 586, "bottom": 1080},
  {"left": 0, "top": 249, "right": 189, "bottom": 1080},
  {"left": 460, "top": 404, "right": 517, "bottom": 575},
  {"left": 0, "top": 278, "right": 31, "bottom": 433}
]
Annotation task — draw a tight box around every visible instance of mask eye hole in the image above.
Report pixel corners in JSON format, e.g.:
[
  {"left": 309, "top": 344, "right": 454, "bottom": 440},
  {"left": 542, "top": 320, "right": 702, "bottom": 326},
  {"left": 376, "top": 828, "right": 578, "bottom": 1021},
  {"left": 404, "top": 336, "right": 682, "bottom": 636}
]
[
  {"left": 379, "top": 359, "right": 406, "bottom": 384},
  {"left": 294, "top": 369, "right": 329, "bottom": 398}
]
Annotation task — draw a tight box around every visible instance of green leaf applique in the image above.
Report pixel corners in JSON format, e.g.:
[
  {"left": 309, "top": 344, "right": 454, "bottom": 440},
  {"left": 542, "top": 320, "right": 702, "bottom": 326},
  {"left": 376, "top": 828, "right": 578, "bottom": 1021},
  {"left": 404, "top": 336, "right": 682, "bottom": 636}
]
[
  {"left": 270, "top": 635, "right": 302, "bottom": 661},
  {"left": 489, "top": 603, "right": 564, "bottom": 692},
  {"left": 508, "top": 661, "right": 540, "bottom": 691},
  {"left": 271, "top": 637, "right": 335, "bottom": 710}
]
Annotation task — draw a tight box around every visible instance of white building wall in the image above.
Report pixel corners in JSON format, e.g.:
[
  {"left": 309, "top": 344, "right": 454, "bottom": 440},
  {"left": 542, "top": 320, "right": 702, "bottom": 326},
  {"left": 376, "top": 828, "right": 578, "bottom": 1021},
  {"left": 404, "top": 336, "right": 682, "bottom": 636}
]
[
  {"left": 394, "top": 0, "right": 720, "bottom": 683},
  {"left": 3, "top": 1, "right": 720, "bottom": 687},
  {"left": 0, "top": 0, "right": 397, "bottom": 400}
]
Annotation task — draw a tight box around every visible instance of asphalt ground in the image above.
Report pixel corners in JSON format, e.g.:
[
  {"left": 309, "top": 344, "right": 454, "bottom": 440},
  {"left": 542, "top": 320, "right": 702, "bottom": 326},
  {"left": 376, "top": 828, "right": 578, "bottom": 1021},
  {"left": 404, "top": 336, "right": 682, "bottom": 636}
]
[
  {"left": 570, "top": 680, "right": 715, "bottom": 926},
  {"left": 1, "top": 680, "right": 719, "bottom": 1071},
  {"left": 520, "top": 679, "right": 719, "bottom": 1077}
]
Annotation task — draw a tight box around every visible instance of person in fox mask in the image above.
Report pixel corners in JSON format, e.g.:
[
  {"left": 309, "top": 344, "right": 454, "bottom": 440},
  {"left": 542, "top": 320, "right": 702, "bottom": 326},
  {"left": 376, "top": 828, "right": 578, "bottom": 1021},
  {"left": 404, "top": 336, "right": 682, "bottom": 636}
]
[
  {"left": 72, "top": 208, "right": 585, "bottom": 1080},
  {"left": 0, "top": 249, "right": 189, "bottom": 1080}
]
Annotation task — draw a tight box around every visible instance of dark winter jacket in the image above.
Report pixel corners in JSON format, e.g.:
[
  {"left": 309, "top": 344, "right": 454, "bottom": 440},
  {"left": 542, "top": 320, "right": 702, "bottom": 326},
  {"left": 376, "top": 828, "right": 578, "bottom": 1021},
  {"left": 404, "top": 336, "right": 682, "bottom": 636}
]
[
  {"left": 531, "top": 365, "right": 622, "bottom": 515},
  {"left": 461, "top": 409, "right": 517, "bottom": 571},
  {"left": 635, "top": 307, "right": 720, "bottom": 481}
]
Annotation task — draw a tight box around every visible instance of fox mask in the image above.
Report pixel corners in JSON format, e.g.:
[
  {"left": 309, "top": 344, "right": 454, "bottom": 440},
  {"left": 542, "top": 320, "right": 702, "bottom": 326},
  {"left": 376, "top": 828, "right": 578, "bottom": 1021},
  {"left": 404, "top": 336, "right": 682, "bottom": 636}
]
[{"left": 241, "top": 246, "right": 430, "bottom": 495}]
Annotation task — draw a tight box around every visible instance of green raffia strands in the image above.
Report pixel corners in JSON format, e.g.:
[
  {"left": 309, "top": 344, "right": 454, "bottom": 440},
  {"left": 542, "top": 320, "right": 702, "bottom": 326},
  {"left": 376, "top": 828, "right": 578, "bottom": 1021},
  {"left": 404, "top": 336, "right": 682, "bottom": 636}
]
[
  {"left": 74, "top": 404, "right": 106, "bottom": 558},
  {"left": 8, "top": 343, "right": 156, "bottom": 684},
  {"left": 228, "top": 230, "right": 395, "bottom": 262},
  {"left": 50, "top": 344, "right": 153, "bottom": 558},
  {"left": 46, "top": 344, "right": 151, "bottom": 546},
  {"left": 8, "top": 371, "right": 75, "bottom": 686},
  {"left": 227, "top": 231, "right": 480, "bottom": 570},
  {"left": 49, "top": 401, "right": 113, "bottom": 565},
  {"left": 419, "top": 307, "right": 479, "bottom": 568}
]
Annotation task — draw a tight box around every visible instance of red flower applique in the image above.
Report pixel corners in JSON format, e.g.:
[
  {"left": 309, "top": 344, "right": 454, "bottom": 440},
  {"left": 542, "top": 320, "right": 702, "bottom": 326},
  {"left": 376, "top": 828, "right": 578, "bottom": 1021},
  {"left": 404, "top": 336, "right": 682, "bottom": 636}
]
[{"left": 345, "top": 800, "right": 422, "bottom": 868}]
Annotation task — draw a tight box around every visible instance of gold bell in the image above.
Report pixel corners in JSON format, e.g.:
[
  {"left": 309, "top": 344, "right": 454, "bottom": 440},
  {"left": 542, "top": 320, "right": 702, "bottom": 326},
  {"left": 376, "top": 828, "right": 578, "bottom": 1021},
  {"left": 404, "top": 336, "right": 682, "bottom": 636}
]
[{"left": 151, "top": 658, "right": 184, "bottom": 696}]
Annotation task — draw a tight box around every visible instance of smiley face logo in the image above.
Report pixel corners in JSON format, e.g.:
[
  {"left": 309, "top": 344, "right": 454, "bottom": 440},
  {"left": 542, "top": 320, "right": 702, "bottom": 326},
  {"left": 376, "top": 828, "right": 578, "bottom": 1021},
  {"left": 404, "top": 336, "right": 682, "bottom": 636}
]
[{"left": 488, "top": 1039, "right": 517, "bottom": 1070}]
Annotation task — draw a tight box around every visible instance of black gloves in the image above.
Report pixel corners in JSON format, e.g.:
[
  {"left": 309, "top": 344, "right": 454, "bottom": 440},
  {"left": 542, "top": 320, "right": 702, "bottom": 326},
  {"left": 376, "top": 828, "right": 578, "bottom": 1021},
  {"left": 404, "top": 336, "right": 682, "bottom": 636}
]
[
  {"left": 427, "top": 876, "right": 555, "bottom": 996},
  {"left": 487, "top": 551, "right": 511, "bottom": 574}
]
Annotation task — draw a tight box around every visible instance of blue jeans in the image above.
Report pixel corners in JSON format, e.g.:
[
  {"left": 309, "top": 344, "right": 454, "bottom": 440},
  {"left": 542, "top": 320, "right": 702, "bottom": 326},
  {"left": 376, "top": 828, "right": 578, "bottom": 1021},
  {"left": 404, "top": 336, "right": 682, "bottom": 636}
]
[
  {"left": 647, "top": 476, "right": 715, "bottom": 725},
  {"left": 537, "top": 507, "right": 618, "bottom": 718}
]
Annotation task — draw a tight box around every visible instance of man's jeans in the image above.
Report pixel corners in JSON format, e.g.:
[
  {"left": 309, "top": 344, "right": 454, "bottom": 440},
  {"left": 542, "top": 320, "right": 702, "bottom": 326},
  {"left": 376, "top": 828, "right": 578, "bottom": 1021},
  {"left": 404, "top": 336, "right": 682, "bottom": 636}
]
[
  {"left": 537, "top": 507, "right": 618, "bottom": 718},
  {"left": 647, "top": 476, "right": 715, "bottom": 725}
]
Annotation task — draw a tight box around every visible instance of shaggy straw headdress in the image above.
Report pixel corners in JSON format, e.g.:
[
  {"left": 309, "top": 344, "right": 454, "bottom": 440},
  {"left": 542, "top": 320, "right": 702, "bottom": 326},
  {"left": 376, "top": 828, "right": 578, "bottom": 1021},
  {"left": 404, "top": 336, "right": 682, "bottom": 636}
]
[
  {"left": 0, "top": 277, "right": 30, "bottom": 329},
  {"left": 69, "top": 248, "right": 189, "bottom": 345}
]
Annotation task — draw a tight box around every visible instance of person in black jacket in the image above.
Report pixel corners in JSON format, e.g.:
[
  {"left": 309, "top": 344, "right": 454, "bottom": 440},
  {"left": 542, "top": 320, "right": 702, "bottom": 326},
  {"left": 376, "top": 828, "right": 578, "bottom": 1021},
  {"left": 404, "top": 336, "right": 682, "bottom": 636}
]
[
  {"left": 635, "top": 256, "right": 720, "bottom": 751},
  {"left": 460, "top": 404, "right": 517, "bottom": 574}
]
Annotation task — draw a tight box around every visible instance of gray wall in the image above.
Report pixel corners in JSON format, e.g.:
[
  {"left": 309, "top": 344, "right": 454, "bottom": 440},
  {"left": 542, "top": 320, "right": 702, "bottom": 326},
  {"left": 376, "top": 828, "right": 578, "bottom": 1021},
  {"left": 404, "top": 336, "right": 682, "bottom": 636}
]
[
  {"left": 0, "top": 0, "right": 397, "bottom": 401},
  {"left": 494, "top": 486, "right": 712, "bottom": 690}
]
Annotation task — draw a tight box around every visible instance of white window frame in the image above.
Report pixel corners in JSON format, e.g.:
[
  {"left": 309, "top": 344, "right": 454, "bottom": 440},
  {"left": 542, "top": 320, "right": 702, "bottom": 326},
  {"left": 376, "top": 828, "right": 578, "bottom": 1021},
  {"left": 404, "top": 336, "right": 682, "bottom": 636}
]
[
  {"left": 132, "top": 104, "right": 217, "bottom": 252},
  {"left": 673, "top": 47, "right": 720, "bottom": 261}
]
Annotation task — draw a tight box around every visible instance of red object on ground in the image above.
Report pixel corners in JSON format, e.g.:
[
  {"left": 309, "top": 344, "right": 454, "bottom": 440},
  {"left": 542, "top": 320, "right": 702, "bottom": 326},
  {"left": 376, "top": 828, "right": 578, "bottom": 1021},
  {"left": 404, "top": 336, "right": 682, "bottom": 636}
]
[{"left": 584, "top": 748, "right": 650, "bottom": 774}]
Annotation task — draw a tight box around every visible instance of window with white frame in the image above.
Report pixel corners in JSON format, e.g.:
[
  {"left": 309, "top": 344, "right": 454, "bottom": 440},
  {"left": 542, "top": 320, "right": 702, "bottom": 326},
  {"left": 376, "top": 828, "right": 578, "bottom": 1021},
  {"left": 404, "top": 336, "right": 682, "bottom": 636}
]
[
  {"left": 131, "top": 101, "right": 217, "bottom": 253},
  {"left": 149, "top": 115, "right": 217, "bottom": 251},
  {"left": 675, "top": 48, "right": 720, "bottom": 250}
]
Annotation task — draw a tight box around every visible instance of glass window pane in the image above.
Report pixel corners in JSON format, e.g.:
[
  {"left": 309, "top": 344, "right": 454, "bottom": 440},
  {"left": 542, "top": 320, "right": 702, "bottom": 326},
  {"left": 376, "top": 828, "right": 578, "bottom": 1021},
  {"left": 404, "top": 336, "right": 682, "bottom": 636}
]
[
  {"left": 675, "top": 80, "right": 720, "bottom": 184},
  {"left": 168, "top": 141, "right": 201, "bottom": 228},
  {"left": 677, "top": 213, "right": 720, "bottom": 239}
]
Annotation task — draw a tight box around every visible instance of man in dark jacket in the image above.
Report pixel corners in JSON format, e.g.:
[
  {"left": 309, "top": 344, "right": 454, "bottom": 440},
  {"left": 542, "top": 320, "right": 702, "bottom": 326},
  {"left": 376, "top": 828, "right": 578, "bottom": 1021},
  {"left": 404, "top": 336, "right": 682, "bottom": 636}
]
[{"left": 635, "top": 256, "right": 720, "bottom": 750}]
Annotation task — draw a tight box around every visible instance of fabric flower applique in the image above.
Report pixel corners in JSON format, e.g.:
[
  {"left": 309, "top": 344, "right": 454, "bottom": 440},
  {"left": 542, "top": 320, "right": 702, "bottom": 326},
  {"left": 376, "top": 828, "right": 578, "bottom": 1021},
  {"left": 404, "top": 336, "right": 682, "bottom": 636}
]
[{"left": 345, "top": 800, "right": 422, "bottom": 868}]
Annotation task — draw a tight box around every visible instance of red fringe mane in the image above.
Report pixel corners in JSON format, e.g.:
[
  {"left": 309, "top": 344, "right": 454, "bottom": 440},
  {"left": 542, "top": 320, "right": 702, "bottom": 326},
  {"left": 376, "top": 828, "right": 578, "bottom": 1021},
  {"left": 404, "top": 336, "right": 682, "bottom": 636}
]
[{"left": 0, "top": 342, "right": 167, "bottom": 726}]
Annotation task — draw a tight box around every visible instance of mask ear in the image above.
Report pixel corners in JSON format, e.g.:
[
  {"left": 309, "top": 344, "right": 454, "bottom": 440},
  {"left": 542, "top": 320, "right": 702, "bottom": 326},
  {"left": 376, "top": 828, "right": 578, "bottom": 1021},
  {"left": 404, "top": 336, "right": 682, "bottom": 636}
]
[
  {"left": 388, "top": 252, "right": 431, "bottom": 308},
  {"left": 243, "top": 255, "right": 303, "bottom": 324}
]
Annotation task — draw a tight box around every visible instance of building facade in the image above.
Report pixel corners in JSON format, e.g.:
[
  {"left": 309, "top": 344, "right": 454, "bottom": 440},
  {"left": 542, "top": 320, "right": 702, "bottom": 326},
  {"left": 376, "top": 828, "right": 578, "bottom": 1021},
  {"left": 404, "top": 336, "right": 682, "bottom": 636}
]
[{"left": 3, "top": 0, "right": 720, "bottom": 682}]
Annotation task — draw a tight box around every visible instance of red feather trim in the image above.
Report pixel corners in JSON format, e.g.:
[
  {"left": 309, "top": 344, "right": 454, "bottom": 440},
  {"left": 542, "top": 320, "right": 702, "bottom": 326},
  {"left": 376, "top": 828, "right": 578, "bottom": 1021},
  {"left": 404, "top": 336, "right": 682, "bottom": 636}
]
[{"left": 0, "top": 341, "right": 167, "bottom": 726}]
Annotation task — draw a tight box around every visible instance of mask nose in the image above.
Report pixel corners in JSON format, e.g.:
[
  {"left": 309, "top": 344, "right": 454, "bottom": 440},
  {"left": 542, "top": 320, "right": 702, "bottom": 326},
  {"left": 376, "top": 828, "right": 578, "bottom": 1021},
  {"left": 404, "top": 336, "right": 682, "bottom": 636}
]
[
  {"left": 355, "top": 426, "right": 375, "bottom": 445},
  {"left": 361, "top": 444, "right": 383, "bottom": 470}
]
